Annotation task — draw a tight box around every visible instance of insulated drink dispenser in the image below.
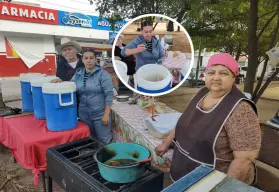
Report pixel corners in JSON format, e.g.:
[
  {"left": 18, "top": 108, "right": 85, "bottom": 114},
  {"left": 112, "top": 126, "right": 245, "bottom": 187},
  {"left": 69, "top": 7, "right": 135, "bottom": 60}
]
[
  {"left": 30, "top": 76, "right": 59, "bottom": 119},
  {"left": 42, "top": 82, "right": 78, "bottom": 131},
  {"left": 19, "top": 73, "right": 45, "bottom": 112}
]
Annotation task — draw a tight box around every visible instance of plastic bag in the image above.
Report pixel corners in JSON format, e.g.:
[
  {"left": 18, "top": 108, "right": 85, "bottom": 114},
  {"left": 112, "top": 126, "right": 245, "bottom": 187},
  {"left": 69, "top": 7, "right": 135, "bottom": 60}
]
[{"left": 144, "top": 113, "right": 182, "bottom": 139}]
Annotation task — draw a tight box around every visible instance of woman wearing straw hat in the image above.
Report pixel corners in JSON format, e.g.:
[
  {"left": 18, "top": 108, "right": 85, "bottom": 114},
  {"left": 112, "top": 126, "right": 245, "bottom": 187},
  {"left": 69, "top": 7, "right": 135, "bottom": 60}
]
[
  {"left": 115, "top": 34, "right": 136, "bottom": 76},
  {"left": 114, "top": 34, "right": 136, "bottom": 85},
  {"left": 56, "top": 37, "right": 84, "bottom": 81},
  {"left": 155, "top": 53, "right": 261, "bottom": 185}
]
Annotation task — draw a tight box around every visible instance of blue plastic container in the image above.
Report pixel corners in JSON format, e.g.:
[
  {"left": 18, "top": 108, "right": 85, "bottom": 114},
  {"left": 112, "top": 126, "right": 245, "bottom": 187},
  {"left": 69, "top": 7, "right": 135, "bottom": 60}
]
[
  {"left": 137, "top": 81, "right": 172, "bottom": 94},
  {"left": 31, "top": 76, "right": 59, "bottom": 119},
  {"left": 20, "top": 81, "right": 33, "bottom": 112},
  {"left": 19, "top": 73, "right": 45, "bottom": 112},
  {"left": 42, "top": 82, "right": 78, "bottom": 131},
  {"left": 94, "top": 142, "right": 151, "bottom": 183}
]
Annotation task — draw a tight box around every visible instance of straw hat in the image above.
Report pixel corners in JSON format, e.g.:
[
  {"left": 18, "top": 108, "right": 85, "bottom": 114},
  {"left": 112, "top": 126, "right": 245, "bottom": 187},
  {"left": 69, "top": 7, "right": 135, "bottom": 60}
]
[
  {"left": 56, "top": 37, "right": 81, "bottom": 54},
  {"left": 119, "top": 34, "right": 124, "bottom": 40}
]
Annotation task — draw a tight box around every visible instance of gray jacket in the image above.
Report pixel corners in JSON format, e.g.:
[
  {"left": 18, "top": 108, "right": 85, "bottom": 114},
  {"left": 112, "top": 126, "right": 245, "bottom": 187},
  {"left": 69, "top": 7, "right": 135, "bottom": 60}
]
[
  {"left": 121, "top": 35, "right": 164, "bottom": 71},
  {"left": 71, "top": 66, "right": 113, "bottom": 117}
]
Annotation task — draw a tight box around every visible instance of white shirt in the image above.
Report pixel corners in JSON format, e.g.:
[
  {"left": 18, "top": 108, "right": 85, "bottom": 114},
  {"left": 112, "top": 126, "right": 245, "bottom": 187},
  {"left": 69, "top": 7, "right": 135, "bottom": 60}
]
[{"left": 69, "top": 60, "right": 78, "bottom": 69}]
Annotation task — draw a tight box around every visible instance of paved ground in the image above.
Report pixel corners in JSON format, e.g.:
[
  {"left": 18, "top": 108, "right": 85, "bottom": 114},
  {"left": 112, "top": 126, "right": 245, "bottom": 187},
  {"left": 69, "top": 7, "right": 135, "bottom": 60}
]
[
  {"left": 0, "top": 80, "right": 278, "bottom": 191},
  {"left": 262, "top": 86, "right": 279, "bottom": 100}
]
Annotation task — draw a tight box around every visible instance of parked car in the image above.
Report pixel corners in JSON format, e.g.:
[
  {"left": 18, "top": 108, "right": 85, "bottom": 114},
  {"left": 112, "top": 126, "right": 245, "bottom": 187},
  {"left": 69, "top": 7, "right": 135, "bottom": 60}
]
[
  {"left": 239, "top": 66, "right": 279, "bottom": 81},
  {"left": 239, "top": 66, "right": 247, "bottom": 78},
  {"left": 187, "top": 67, "right": 206, "bottom": 86}
]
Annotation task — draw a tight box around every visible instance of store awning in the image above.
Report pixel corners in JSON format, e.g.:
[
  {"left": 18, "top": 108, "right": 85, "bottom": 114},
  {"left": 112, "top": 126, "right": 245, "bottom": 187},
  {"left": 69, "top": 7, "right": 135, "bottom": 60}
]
[{"left": 79, "top": 42, "right": 112, "bottom": 51}]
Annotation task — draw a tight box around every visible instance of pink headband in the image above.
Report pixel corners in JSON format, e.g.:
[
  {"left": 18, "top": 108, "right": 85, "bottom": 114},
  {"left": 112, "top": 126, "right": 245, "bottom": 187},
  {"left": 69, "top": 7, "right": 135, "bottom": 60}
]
[{"left": 206, "top": 53, "right": 239, "bottom": 76}]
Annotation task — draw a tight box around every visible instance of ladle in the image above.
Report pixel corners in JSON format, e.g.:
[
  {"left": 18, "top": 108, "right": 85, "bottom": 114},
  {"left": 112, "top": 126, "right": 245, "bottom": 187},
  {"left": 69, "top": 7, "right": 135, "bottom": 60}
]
[{"left": 107, "top": 157, "right": 152, "bottom": 166}]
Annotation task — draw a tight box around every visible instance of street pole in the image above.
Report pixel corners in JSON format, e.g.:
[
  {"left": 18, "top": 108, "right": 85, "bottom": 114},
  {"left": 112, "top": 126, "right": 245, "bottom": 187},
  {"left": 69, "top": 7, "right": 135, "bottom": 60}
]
[{"left": 195, "top": 37, "right": 202, "bottom": 87}]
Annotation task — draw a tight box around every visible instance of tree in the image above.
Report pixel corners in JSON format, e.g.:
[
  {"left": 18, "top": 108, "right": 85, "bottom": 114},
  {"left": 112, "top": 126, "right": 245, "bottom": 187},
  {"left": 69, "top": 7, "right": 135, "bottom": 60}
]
[
  {"left": 251, "top": 0, "right": 279, "bottom": 102},
  {"left": 93, "top": 0, "right": 279, "bottom": 103},
  {"left": 184, "top": 0, "right": 249, "bottom": 60},
  {"left": 186, "top": 0, "right": 279, "bottom": 102},
  {"left": 91, "top": 0, "right": 223, "bottom": 26},
  {"left": 244, "top": 0, "right": 259, "bottom": 95}
]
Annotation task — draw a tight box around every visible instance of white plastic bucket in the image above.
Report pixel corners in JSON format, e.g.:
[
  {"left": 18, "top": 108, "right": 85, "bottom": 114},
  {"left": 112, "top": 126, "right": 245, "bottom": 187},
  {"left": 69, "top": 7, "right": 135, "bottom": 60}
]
[
  {"left": 114, "top": 60, "right": 129, "bottom": 83},
  {"left": 135, "top": 64, "right": 173, "bottom": 94}
]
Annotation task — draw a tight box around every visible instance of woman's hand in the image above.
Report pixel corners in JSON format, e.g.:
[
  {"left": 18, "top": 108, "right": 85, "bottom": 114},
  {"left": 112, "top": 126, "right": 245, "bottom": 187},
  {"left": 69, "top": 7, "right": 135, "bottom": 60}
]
[
  {"left": 155, "top": 129, "right": 175, "bottom": 157},
  {"left": 51, "top": 78, "right": 62, "bottom": 83},
  {"left": 137, "top": 44, "right": 146, "bottom": 53},
  {"left": 102, "top": 113, "right": 110, "bottom": 125},
  {"left": 155, "top": 142, "right": 169, "bottom": 157},
  {"left": 227, "top": 149, "right": 259, "bottom": 182}
]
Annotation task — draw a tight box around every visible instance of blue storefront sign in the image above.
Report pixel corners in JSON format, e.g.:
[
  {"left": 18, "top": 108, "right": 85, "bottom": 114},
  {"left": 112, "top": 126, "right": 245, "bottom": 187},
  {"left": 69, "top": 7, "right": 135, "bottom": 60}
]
[
  {"left": 109, "top": 32, "right": 117, "bottom": 45},
  {"left": 60, "top": 12, "right": 92, "bottom": 28},
  {"left": 58, "top": 11, "right": 126, "bottom": 31}
]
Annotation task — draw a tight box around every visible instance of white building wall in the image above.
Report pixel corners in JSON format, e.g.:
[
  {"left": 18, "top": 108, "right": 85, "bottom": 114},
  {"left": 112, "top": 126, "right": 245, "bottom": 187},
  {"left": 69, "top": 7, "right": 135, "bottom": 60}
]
[
  {"left": 0, "top": 19, "right": 109, "bottom": 40},
  {"left": 0, "top": 34, "right": 5, "bottom": 53},
  {"left": 193, "top": 51, "right": 216, "bottom": 68}
]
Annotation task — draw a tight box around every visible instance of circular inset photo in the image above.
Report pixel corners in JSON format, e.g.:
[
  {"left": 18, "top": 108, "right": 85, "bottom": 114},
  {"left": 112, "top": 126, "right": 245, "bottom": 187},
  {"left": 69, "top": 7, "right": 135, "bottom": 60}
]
[{"left": 112, "top": 14, "right": 194, "bottom": 96}]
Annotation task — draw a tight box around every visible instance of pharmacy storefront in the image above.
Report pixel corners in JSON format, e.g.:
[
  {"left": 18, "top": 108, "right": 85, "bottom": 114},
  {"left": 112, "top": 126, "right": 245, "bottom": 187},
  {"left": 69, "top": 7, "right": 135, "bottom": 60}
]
[{"left": 0, "top": 1, "right": 125, "bottom": 77}]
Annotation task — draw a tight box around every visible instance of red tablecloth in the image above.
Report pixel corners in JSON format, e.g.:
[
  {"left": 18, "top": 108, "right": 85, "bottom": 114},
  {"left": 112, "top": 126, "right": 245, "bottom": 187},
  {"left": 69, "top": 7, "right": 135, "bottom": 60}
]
[{"left": 0, "top": 115, "right": 90, "bottom": 185}]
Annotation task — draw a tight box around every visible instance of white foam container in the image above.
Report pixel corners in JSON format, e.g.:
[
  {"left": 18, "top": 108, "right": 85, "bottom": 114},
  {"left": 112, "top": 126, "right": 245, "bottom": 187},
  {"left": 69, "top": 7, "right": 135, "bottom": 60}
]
[{"left": 144, "top": 112, "right": 182, "bottom": 139}]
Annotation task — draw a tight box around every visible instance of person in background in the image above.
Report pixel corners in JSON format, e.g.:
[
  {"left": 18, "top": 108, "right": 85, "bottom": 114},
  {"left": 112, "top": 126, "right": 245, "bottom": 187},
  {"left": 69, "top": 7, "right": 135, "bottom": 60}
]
[
  {"left": 155, "top": 53, "right": 261, "bottom": 185},
  {"left": 267, "top": 109, "right": 279, "bottom": 128},
  {"left": 172, "top": 68, "right": 180, "bottom": 85},
  {"left": 121, "top": 20, "right": 164, "bottom": 71},
  {"left": 56, "top": 37, "right": 84, "bottom": 81},
  {"left": 114, "top": 34, "right": 136, "bottom": 78},
  {"left": 52, "top": 48, "right": 114, "bottom": 144}
]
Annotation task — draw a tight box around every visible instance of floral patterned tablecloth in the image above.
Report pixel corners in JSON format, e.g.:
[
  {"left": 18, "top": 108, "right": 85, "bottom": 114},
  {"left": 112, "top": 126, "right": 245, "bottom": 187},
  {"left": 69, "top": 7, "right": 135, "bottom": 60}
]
[{"left": 111, "top": 100, "right": 176, "bottom": 172}]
